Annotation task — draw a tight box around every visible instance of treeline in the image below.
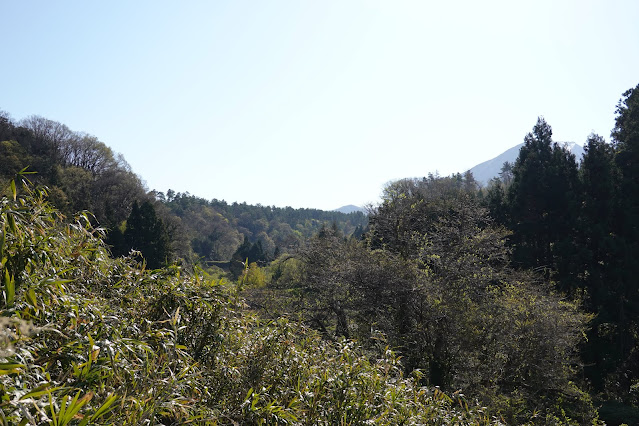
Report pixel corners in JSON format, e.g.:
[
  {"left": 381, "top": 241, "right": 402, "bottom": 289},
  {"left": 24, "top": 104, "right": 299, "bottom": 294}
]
[
  {"left": 0, "top": 112, "right": 147, "bottom": 227},
  {"left": 0, "top": 111, "right": 366, "bottom": 269},
  {"left": 156, "top": 190, "right": 366, "bottom": 265},
  {"left": 481, "top": 84, "right": 639, "bottom": 421}
]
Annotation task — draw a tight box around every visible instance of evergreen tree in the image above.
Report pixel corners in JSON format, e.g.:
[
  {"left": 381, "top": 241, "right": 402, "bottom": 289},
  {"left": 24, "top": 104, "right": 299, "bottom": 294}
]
[
  {"left": 123, "top": 201, "right": 172, "bottom": 269},
  {"left": 229, "top": 236, "right": 268, "bottom": 278},
  {"left": 607, "top": 83, "right": 639, "bottom": 397},
  {"left": 578, "top": 133, "right": 621, "bottom": 390},
  {"left": 484, "top": 178, "right": 509, "bottom": 225},
  {"left": 507, "top": 117, "right": 581, "bottom": 290}
]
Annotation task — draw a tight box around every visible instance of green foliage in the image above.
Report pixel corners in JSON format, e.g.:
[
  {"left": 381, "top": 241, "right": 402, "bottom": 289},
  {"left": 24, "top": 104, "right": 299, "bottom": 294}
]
[
  {"left": 0, "top": 179, "right": 496, "bottom": 424},
  {"left": 271, "top": 174, "right": 600, "bottom": 424},
  {"left": 240, "top": 262, "right": 267, "bottom": 288},
  {"left": 230, "top": 236, "right": 268, "bottom": 279},
  {"left": 114, "top": 200, "right": 172, "bottom": 269},
  {"left": 0, "top": 140, "right": 29, "bottom": 178},
  {"left": 161, "top": 191, "right": 368, "bottom": 263},
  {"left": 484, "top": 86, "right": 639, "bottom": 418}
]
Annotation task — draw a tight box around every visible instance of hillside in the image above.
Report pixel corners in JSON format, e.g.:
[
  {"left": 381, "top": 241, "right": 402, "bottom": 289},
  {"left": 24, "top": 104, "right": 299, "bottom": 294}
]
[
  {"left": 3, "top": 81, "right": 639, "bottom": 424},
  {"left": 0, "top": 112, "right": 367, "bottom": 266}
]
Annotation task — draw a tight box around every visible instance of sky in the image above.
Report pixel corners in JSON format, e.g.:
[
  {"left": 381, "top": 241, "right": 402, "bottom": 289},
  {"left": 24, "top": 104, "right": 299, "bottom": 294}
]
[{"left": 2, "top": 1, "right": 639, "bottom": 210}]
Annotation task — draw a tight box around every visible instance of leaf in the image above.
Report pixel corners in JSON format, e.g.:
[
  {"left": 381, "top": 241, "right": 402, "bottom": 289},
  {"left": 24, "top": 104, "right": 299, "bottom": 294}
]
[
  {"left": 26, "top": 288, "right": 37, "bottom": 309},
  {"left": 55, "top": 391, "right": 91, "bottom": 426},
  {"left": 0, "top": 362, "right": 24, "bottom": 376},
  {"left": 79, "top": 393, "right": 118, "bottom": 425},
  {"left": 10, "top": 180, "right": 16, "bottom": 201},
  {"left": 19, "top": 382, "right": 60, "bottom": 400},
  {"left": 0, "top": 224, "right": 5, "bottom": 261},
  {"left": 3, "top": 269, "right": 14, "bottom": 308},
  {"left": 7, "top": 214, "right": 16, "bottom": 233}
]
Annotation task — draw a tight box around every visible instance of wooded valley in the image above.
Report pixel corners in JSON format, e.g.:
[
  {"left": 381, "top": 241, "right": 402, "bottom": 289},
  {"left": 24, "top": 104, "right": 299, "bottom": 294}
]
[{"left": 1, "top": 83, "right": 639, "bottom": 424}]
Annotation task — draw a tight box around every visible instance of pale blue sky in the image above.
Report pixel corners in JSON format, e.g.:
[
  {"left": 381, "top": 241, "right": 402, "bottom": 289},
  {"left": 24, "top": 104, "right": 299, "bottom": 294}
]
[{"left": 2, "top": 1, "right": 639, "bottom": 210}]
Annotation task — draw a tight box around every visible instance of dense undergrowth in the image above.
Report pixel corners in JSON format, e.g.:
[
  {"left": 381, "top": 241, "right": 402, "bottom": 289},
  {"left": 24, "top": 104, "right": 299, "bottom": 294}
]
[{"left": 0, "top": 180, "right": 499, "bottom": 424}]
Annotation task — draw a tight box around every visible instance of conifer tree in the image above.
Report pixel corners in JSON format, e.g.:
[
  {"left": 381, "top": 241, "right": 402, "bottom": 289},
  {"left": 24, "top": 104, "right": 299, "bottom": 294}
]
[
  {"left": 507, "top": 117, "right": 581, "bottom": 290},
  {"left": 578, "top": 133, "right": 620, "bottom": 390},
  {"left": 123, "top": 200, "right": 172, "bottom": 269},
  {"left": 607, "top": 83, "right": 639, "bottom": 396}
]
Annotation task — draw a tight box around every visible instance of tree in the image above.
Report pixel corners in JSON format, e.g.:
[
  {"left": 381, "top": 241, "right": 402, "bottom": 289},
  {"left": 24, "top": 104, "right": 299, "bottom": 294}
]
[
  {"left": 499, "top": 161, "right": 514, "bottom": 185},
  {"left": 229, "top": 236, "right": 268, "bottom": 279},
  {"left": 506, "top": 117, "right": 581, "bottom": 291},
  {"left": 0, "top": 140, "right": 29, "bottom": 178},
  {"left": 119, "top": 201, "right": 172, "bottom": 269},
  {"left": 605, "top": 83, "right": 639, "bottom": 399},
  {"left": 577, "top": 133, "right": 622, "bottom": 390},
  {"left": 484, "top": 178, "right": 509, "bottom": 225},
  {"left": 19, "top": 115, "right": 73, "bottom": 165}
]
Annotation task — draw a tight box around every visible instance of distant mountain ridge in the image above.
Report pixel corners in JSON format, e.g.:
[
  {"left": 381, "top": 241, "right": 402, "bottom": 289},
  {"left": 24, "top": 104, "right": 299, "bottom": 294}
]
[
  {"left": 470, "top": 142, "right": 585, "bottom": 186},
  {"left": 334, "top": 205, "right": 367, "bottom": 214}
]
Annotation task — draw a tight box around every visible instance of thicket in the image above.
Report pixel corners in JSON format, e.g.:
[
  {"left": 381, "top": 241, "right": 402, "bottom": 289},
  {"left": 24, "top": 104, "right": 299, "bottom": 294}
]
[
  {"left": 0, "top": 178, "right": 496, "bottom": 424},
  {"left": 257, "top": 175, "right": 598, "bottom": 425}
]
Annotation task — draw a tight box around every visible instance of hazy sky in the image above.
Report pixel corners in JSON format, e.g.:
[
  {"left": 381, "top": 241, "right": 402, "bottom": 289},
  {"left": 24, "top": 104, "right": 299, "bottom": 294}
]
[{"left": 2, "top": 1, "right": 639, "bottom": 210}]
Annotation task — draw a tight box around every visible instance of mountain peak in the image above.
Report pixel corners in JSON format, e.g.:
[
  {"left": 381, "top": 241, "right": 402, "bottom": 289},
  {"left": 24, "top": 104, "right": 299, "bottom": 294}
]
[
  {"left": 334, "top": 205, "right": 366, "bottom": 214},
  {"left": 470, "top": 142, "right": 584, "bottom": 186}
]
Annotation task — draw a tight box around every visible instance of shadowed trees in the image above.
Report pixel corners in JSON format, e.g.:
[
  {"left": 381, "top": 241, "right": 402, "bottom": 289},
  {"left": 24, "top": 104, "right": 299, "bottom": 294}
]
[
  {"left": 480, "top": 86, "right": 639, "bottom": 415},
  {"left": 506, "top": 117, "right": 581, "bottom": 290},
  {"left": 109, "top": 200, "right": 172, "bottom": 269}
]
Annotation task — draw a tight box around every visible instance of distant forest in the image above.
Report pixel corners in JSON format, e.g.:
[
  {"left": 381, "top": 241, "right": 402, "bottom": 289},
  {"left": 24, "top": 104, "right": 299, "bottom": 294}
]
[
  {"left": 0, "top": 112, "right": 366, "bottom": 269},
  {"left": 1, "top": 83, "right": 639, "bottom": 424}
]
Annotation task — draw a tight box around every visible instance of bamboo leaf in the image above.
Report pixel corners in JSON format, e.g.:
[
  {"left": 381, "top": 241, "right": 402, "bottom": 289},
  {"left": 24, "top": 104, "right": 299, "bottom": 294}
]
[
  {"left": 0, "top": 362, "right": 24, "bottom": 376},
  {"left": 0, "top": 224, "right": 5, "bottom": 260},
  {"left": 60, "top": 391, "right": 88, "bottom": 424},
  {"left": 86, "top": 394, "right": 118, "bottom": 423},
  {"left": 49, "top": 392, "right": 58, "bottom": 426},
  {"left": 26, "top": 288, "right": 37, "bottom": 309},
  {"left": 3, "top": 269, "right": 14, "bottom": 308},
  {"left": 7, "top": 214, "right": 16, "bottom": 233},
  {"left": 57, "top": 394, "right": 69, "bottom": 424},
  {"left": 19, "top": 383, "right": 60, "bottom": 400}
]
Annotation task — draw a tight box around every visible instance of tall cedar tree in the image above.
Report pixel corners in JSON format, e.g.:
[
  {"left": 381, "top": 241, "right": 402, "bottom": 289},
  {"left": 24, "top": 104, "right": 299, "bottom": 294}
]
[
  {"left": 506, "top": 117, "right": 581, "bottom": 291},
  {"left": 608, "top": 83, "right": 639, "bottom": 396},
  {"left": 578, "top": 133, "right": 621, "bottom": 390}
]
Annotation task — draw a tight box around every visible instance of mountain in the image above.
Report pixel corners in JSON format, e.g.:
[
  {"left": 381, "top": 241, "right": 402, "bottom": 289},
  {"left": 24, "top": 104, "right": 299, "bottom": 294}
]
[
  {"left": 469, "top": 142, "right": 585, "bottom": 186},
  {"left": 334, "top": 205, "right": 367, "bottom": 214}
]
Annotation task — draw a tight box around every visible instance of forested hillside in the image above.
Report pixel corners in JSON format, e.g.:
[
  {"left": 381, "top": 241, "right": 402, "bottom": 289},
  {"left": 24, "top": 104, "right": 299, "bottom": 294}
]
[
  {"left": 0, "top": 111, "right": 366, "bottom": 269},
  {"left": 1, "top": 83, "right": 639, "bottom": 424}
]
